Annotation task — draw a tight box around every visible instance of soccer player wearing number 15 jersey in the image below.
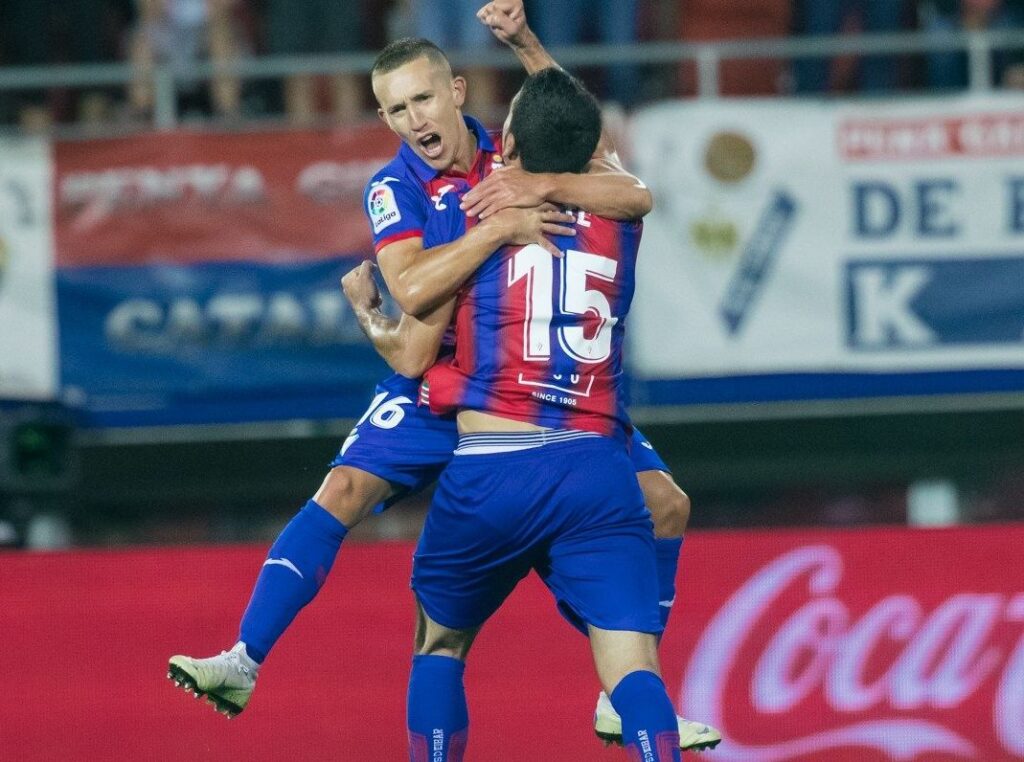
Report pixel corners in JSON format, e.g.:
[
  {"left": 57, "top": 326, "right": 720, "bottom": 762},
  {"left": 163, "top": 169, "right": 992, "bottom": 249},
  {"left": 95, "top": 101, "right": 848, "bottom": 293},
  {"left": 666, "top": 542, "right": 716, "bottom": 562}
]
[
  {"left": 406, "top": 68, "right": 681, "bottom": 762},
  {"left": 422, "top": 203, "right": 640, "bottom": 436}
]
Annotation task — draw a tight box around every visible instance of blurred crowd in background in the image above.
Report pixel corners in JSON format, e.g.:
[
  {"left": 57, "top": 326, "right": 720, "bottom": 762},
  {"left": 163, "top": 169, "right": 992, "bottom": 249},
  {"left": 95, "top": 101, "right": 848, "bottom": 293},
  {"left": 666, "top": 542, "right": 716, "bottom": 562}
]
[
  {"left": 1, "top": 2, "right": 1022, "bottom": 549},
  {"left": 1, "top": 0, "right": 1023, "bottom": 131}
]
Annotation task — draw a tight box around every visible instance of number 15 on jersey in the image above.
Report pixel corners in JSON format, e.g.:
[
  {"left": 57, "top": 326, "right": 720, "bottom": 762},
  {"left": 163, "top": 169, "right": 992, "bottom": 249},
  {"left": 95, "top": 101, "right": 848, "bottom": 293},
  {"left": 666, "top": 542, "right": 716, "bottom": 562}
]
[{"left": 508, "top": 245, "right": 619, "bottom": 365}]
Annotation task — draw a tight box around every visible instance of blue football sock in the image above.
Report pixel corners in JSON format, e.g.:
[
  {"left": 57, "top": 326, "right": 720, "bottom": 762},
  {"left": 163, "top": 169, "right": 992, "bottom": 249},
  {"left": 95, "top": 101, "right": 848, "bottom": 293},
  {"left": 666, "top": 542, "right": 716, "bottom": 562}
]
[
  {"left": 610, "top": 670, "right": 681, "bottom": 762},
  {"left": 407, "top": 654, "right": 468, "bottom": 762},
  {"left": 238, "top": 499, "right": 348, "bottom": 663},
  {"left": 655, "top": 536, "right": 684, "bottom": 633}
]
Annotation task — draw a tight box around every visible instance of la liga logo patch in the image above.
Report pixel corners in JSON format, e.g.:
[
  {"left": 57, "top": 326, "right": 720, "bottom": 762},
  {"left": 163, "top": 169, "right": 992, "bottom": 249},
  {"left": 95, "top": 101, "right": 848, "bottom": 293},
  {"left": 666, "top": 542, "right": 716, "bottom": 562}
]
[
  {"left": 369, "top": 188, "right": 387, "bottom": 215},
  {"left": 368, "top": 182, "right": 401, "bottom": 234}
]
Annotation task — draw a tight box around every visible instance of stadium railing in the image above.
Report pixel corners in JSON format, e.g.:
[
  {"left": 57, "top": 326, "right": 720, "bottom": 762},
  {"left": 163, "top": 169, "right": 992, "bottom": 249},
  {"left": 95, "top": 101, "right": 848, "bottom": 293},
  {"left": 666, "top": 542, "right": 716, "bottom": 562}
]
[{"left": 0, "top": 28, "right": 1023, "bottom": 133}]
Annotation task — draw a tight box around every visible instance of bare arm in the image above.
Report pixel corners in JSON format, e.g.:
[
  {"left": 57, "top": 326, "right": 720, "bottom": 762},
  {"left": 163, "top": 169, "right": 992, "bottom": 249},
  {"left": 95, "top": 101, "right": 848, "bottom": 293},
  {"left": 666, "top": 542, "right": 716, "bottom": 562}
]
[
  {"left": 461, "top": 162, "right": 651, "bottom": 221},
  {"left": 377, "top": 205, "right": 574, "bottom": 318},
  {"left": 466, "top": 1, "right": 652, "bottom": 220},
  {"left": 341, "top": 261, "right": 454, "bottom": 378},
  {"left": 491, "top": 14, "right": 558, "bottom": 75}
]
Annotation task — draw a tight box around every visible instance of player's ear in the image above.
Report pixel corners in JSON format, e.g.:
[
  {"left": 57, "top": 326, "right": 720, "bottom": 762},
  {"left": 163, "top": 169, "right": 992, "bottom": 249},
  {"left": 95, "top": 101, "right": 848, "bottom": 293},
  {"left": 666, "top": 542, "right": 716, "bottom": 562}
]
[
  {"left": 371, "top": 76, "right": 388, "bottom": 124},
  {"left": 452, "top": 75, "right": 467, "bottom": 108},
  {"left": 503, "top": 133, "right": 519, "bottom": 165}
]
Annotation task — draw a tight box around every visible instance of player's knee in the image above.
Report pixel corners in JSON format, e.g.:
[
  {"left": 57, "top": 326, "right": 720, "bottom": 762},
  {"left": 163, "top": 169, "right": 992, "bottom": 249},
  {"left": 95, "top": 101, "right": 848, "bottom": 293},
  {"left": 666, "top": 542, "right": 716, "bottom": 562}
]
[
  {"left": 649, "top": 485, "right": 690, "bottom": 539},
  {"left": 414, "top": 620, "right": 475, "bottom": 660},
  {"left": 415, "top": 635, "right": 472, "bottom": 660},
  {"left": 313, "top": 466, "right": 381, "bottom": 528}
]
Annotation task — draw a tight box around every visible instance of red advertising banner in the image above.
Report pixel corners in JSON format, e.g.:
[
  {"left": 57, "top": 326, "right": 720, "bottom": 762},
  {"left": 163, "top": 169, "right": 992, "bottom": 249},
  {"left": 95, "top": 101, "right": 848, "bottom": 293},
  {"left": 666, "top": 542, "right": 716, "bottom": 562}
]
[
  {"left": 54, "top": 125, "right": 400, "bottom": 267},
  {"left": 3, "top": 523, "right": 1023, "bottom": 760},
  {"left": 838, "top": 112, "right": 1024, "bottom": 162},
  {"left": 675, "top": 525, "right": 1024, "bottom": 762}
]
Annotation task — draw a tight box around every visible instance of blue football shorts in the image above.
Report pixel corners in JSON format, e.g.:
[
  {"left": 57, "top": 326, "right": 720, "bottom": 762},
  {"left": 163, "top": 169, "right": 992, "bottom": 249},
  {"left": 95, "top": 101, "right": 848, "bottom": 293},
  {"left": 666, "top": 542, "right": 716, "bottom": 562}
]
[
  {"left": 330, "top": 374, "right": 672, "bottom": 510},
  {"left": 328, "top": 374, "right": 458, "bottom": 510},
  {"left": 411, "top": 433, "right": 663, "bottom": 636},
  {"left": 630, "top": 426, "right": 671, "bottom": 474}
]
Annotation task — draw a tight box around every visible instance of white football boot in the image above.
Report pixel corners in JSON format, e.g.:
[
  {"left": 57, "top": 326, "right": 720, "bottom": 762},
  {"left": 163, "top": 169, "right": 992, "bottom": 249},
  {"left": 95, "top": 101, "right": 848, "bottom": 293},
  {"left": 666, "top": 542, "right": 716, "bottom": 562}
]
[
  {"left": 168, "top": 642, "right": 258, "bottom": 718},
  {"left": 593, "top": 691, "right": 722, "bottom": 752}
]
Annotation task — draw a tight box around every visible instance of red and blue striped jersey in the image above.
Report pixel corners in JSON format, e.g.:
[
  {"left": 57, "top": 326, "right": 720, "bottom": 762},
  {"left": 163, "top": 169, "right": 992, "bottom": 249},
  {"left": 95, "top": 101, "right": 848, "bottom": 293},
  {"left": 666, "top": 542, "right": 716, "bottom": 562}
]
[
  {"left": 363, "top": 115, "right": 502, "bottom": 355},
  {"left": 423, "top": 212, "right": 642, "bottom": 439},
  {"left": 363, "top": 116, "right": 504, "bottom": 254}
]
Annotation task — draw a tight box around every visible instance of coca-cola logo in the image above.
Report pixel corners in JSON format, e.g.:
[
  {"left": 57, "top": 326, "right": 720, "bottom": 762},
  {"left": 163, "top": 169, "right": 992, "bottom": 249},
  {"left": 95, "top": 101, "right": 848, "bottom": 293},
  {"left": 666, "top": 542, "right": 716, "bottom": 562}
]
[{"left": 682, "top": 545, "right": 1024, "bottom": 760}]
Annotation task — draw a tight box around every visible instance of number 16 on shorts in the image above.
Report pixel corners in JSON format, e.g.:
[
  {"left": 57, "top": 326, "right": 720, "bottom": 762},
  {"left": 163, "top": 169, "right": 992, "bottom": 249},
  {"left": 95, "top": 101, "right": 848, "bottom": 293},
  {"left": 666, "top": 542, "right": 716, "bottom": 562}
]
[{"left": 341, "top": 391, "right": 415, "bottom": 455}]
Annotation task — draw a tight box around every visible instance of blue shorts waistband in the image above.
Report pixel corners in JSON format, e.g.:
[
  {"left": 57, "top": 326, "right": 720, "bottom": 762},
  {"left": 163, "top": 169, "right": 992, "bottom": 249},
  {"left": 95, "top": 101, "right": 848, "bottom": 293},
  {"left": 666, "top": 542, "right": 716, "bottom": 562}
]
[{"left": 454, "top": 428, "right": 601, "bottom": 455}]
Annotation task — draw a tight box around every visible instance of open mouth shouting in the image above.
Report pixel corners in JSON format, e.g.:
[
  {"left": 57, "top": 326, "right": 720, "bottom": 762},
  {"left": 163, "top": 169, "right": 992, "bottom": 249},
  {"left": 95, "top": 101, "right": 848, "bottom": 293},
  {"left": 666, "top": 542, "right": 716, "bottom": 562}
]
[{"left": 418, "top": 132, "right": 444, "bottom": 160}]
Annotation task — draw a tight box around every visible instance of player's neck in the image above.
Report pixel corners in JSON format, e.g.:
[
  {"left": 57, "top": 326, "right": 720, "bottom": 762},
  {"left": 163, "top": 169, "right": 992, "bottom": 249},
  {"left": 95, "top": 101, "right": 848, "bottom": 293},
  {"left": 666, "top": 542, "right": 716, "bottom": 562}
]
[{"left": 449, "top": 125, "right": 478, "bottom": 175}]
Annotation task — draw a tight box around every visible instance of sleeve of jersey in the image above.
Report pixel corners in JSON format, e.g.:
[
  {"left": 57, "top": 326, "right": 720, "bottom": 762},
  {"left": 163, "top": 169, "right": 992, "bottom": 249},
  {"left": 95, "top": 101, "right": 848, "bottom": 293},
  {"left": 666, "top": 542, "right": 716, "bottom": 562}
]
[
  {"left": 363, "top": 176, "right": 426, "bottom": 253},
  {"left": 421, "top": 357, "right": 464, "bottom": 416}
]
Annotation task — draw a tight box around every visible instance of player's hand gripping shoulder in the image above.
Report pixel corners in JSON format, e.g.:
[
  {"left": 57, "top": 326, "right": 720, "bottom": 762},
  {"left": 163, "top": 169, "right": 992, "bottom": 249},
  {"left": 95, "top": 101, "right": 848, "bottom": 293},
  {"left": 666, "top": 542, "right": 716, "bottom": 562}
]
[
  {"left": 485, "top": 203, "right": 576, "bottom": 258},
  {"left": 460, "top": 166, "right": 552, "bottom": 219}
]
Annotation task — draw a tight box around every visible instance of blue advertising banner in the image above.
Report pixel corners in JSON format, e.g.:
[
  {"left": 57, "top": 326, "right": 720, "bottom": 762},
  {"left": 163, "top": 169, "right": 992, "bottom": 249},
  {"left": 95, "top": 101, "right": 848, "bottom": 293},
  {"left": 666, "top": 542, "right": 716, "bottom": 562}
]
[
  {"left": 58, "top": 257, "right": 392, "bottom": 427},
  {"left": 846, "top": 257, "right": 1024, "bottom": 349},
  {"left": 52, "top": 125, "right": 404, "bottom": 428}
]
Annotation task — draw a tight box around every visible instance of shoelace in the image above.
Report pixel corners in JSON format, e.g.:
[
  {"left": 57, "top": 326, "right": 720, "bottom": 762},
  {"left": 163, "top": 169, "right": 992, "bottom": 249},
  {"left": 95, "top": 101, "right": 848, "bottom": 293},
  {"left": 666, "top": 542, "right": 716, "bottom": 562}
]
[{"left": 216, "top": 651, "right": 250, "bottom": 676}]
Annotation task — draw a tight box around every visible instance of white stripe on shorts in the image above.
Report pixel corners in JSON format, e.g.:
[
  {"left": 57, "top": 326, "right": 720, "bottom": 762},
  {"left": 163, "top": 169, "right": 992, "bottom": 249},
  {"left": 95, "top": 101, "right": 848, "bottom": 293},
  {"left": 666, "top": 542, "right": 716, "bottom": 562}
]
[{"left": 453, "top": 428, "right": 600, "bottom": 455}]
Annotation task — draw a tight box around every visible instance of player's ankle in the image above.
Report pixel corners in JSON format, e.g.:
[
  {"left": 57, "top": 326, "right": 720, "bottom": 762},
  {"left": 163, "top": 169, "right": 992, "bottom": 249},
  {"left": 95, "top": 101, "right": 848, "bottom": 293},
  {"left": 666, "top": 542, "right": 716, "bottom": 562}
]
[{"left": 233, "top": 642, "right": 262, "bottom": 670}]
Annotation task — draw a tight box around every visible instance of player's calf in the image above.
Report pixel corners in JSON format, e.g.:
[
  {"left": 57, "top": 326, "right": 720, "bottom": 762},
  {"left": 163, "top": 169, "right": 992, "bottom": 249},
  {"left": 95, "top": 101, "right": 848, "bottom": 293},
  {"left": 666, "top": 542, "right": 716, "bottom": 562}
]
[
  {"left": 408, "top": 604, "right": 477, "bottom": 761},
  {"left": 638, "top": 471, "right": 690, "bottom": 633},
  {"left": 407, "top": 655, "right": 468, "bottom": 762},
  {"left": 609, "top": 670, "right": 682, "bottom": 761}
]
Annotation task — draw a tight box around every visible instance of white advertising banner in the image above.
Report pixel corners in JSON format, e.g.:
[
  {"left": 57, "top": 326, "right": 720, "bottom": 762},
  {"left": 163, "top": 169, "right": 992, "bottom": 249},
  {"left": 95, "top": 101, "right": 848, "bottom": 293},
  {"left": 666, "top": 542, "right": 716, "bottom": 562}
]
[
  {"left": 0, "top": 137, "right": 57, "bottom": 400},
  {"left": 628, "top": 95, "right": 1024, "bottom": 401}
]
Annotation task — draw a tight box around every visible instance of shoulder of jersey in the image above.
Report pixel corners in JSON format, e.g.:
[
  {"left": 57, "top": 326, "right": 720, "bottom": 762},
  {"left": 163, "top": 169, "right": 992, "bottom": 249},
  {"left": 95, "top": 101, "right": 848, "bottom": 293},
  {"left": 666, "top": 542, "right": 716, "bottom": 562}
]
[
  {"left": 366, "top": 164, "right": 416, "bottom": 235},
  {"left": 365, "top": 156, "right": 409, "bottom": 192}
]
